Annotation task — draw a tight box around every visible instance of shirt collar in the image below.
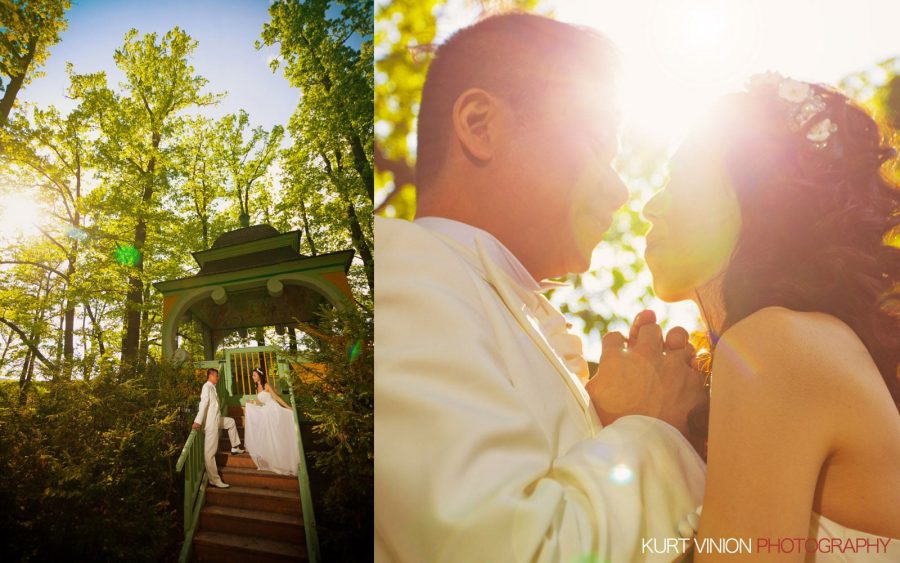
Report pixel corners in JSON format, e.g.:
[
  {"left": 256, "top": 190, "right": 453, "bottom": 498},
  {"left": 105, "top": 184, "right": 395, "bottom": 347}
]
[{"left": 414, "top": 216, "right": 567, "bottom": 293}]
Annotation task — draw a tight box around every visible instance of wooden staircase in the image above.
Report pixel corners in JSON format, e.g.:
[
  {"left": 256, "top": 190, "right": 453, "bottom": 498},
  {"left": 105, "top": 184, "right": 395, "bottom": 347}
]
[{"left": 192, "top": 405, "right": 308, "bottom": 562}]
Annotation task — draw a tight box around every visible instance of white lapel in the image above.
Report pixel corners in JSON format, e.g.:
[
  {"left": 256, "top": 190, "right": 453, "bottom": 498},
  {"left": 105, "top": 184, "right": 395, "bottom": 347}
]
[{"left": 470, "top": 237, "right": 594, "bottom": 419}]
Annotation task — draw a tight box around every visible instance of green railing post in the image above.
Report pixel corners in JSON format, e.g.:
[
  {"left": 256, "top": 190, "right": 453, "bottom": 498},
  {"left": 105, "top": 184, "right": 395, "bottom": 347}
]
[{"left": 176, "top": 428, "right": 208, "bottom": 563}]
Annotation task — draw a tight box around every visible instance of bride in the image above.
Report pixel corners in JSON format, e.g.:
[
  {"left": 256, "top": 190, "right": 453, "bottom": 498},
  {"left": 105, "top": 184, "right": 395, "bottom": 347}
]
[
  {"left": 641, "top": 73, "right": 900, "bottom": 560},
  {"left": 244, "top": 367, "right": 300, "bottom": 476}
]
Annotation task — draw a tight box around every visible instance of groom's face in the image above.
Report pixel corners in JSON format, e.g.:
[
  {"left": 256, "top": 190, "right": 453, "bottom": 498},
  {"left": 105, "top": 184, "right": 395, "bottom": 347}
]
[{"left": 500, "top": 83, "right": 627, "bottom": 275}]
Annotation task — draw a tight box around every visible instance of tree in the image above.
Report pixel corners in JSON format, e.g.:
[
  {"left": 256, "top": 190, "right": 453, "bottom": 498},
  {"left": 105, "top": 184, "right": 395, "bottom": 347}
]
[
  {"left": 262, "top": 0, "right": 373, "bottom": 203},
  {"left": 261, "top": 0, "right": 374, "bottom": 296},
  {"left": 0, "top": 0, "right": 70, "bottom": 128},
  {"left": 170, "top": 115, "right": 224, "bottom": 249},
  {"left": 215, "top": 110, "right": 284, "bottom": 227},
  {"left": 69, "top": 28, "right": 220, "bottom": 369},
  {"left": 2, "top": 103, "right": 91, "bottom": 377}
]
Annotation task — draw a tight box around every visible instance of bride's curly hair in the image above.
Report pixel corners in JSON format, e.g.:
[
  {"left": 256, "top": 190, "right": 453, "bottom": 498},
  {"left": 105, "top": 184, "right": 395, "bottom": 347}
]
[
  {"left": 688, "top": 83, "right": 900, "bottom": 450},
  {"left": 253, "top": 367, "right": 268, "bottom": 389}
]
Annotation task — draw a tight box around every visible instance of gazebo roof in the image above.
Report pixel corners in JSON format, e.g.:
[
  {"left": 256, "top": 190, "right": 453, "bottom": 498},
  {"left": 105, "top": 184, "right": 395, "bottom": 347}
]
[
  {"left": 153, "top": 224, "right": 354, "bottom": 339},
  {"left": 193, "top": 225, "right": 306, "bottom": 276}
]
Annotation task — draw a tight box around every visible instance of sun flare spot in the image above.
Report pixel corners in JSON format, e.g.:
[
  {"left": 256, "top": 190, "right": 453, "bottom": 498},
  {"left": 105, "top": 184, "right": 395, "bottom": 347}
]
[{"left": 0, "top": 192, "right": 43, "bottom": 240}]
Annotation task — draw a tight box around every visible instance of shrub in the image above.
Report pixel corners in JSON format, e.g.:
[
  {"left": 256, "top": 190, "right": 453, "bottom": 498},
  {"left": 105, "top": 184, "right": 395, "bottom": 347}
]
[
  {"left": 291, "top": 300, "right": 373, "bottom": 562},
  {"left": 0, "top": 362, "right": 199, "bottom": 562}
]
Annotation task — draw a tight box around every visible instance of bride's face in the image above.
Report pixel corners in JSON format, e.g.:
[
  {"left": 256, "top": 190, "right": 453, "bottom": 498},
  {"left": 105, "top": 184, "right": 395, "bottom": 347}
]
[{"left": 642, "top": 133, "right": 742, "bottom": 301}]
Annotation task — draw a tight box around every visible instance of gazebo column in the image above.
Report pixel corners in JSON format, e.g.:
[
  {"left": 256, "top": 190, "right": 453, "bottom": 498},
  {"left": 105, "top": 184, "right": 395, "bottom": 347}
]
[{"left": 201, "top": 323, "right": 216, "bottom": 361}]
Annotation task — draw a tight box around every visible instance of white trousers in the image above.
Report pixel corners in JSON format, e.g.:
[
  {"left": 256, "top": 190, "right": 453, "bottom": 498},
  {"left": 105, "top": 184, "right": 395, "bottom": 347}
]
[{"left": 203, "top": 416, "right": 241, "bottom": 485}]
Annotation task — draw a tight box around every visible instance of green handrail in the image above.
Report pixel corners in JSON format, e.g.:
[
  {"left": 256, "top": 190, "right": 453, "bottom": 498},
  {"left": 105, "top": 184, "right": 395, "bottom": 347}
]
[
  {"left": 285, "top": 364, "right": 321, "bottom": 563},
  {"left": 176, "top": 428, "right": 208, "bottom": 563}
]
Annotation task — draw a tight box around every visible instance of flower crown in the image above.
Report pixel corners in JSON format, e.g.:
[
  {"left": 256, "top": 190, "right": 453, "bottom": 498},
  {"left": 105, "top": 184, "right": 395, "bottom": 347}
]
[{"left": 746, "top": 72, "right": 837, "bottom": 148}]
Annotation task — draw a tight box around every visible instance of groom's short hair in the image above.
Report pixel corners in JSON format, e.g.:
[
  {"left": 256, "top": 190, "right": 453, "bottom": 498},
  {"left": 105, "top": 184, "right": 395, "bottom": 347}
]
[
  {"left": 207, "top": 367, "right": 218, "bottom": 377},
  {"left": 416, "top": 12, "right": 618, "bottom": 192}
]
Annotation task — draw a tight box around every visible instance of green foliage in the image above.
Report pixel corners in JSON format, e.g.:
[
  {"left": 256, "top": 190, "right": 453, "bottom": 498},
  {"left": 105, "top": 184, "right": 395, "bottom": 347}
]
[
  {"left": 215, "top": 109, "right": 284, "bottom": 222},
  {"left": 0, "top": 0, "right": 70, "bottom": 127},
  {"left": 0, "top": 15, "right": 371, "bottom": 381},
  {"left": 262, "top": 0, "right": 375, "bottom": 294},
  {"left": 0, "top": 362, "right": 199, "bottom": 562},
  {"left": 290, "top": 300, "right": 373, "bottom": 562},
  {"left": 840, "top": 56, "right": 900, "bottom": 223}
]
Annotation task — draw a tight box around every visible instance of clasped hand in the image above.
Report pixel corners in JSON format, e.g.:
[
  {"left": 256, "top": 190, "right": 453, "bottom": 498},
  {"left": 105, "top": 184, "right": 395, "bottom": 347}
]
[{"left": 586, "top": 310, "right": 706, "bottom": 442}]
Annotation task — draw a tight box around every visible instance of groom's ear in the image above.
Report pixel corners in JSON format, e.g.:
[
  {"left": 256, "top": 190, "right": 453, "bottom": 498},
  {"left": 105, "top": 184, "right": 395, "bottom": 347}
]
[{"left": 452, "top": 88, "right": 502, "bottom": 163}]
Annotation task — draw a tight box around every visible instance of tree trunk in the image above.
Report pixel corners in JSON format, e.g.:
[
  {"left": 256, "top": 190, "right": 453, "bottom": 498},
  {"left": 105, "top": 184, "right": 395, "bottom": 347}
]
[
  {"left": 0, "top": 328, "right": 13, "bottom": 372},
  {"left": 62, "top": 242, "right": 78, "bottom": 376},
  {"left": 63, "top": 161, "right": 82, "bottom": 375},
  {"left": 85, "top": 302, "right": 105, "bottom": 358},
  {"left": 0, "top": 34, "right": 38, "bottom": 127},
  {"left": 345, "top": 199, "right": 373, "bottom": 295},
  {"left": 201, "top": 216, "right": 209, "bottom": 249},
  {"left": 119, "top": 220, "right": 147, "bottom": 368},
  {"left": 346, "top": 132, "right": 374, "bottom": 203},
  {"left": 299, "top": 196, "right": 318, "bottom": 256},
  {"left": 18, "top": 349, "right": 33, "bottom": 406},
  {"left": 288, "top": 327, "right": 298, "bottom": 353},
  {"left": 120, "top": 132, "right": 160, "bottom": 368},
  {"left": 137, "top": 285, "right": 151, "bottom": 369}
]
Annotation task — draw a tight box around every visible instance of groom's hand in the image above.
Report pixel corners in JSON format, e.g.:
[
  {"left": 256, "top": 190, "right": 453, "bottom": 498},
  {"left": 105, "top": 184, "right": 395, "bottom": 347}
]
[
  {"left": 191, "top": 422, "right": 201, "bottom": 430},
  {"left": 587, "top": 317, "right": 665, "bottom": 426},
  {"left": 587, "top": 311, "right": 705, "bottom": 436}
]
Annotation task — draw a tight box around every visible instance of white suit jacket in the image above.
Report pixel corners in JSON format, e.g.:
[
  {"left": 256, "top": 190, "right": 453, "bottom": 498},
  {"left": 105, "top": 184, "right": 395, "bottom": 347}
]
[
  {"left": 375, "top": 216, "right": 706, "bottom": 562},
  {"left": 193, "top": 380, "right": 220, "bottom": 429}
]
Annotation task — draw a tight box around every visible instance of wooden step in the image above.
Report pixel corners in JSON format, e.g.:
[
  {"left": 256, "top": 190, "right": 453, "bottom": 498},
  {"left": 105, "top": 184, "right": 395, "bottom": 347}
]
[
  {"left": 215, "top": 452, "right": 257, "bottom": 469},
  {"left": 193, "top": 530, "right": 306, "bottom": 562},
  {"left": 220, "top": 466, "right": 298, "bottom": 492},
  {"left": 199, "top": 505, "right": 304, "bottom": 545},
  {"left": 205, "top": 485, "right": 300, "bottom": 515}
]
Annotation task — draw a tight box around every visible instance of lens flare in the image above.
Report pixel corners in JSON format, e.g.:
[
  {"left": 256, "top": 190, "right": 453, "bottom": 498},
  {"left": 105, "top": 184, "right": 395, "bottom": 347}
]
[
  {"left": 67, "top": 227, "right": 89, "bottom": 241},
  {"left": 114, "top": 244, "right": 141, "bottom": 267},
  {"left": 348, "top": 339, "right": 363, "bottom": 363},
  {"left": 609, "top": 463, "right": 634, "bottom": 485}
]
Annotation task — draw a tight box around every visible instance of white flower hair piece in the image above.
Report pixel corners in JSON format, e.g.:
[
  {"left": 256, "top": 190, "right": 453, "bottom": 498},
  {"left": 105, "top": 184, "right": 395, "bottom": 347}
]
[{"left": 746, "top": 72, "right": 837, "bottom": 148}]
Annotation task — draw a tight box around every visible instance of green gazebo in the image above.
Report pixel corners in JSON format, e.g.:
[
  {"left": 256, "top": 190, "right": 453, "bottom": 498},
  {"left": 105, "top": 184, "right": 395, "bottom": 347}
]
[
  {"left": 161, "top": 224, "right": 353, "bottom": 563},
  {"left": 154, "top": 224, "right": 354, "bottom": 362}
]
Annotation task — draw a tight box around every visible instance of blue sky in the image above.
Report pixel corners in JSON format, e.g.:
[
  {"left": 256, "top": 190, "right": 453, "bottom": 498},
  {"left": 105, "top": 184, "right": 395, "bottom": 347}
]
[{"left": 20, "top": 0, "right": 300, "bottom": 129}]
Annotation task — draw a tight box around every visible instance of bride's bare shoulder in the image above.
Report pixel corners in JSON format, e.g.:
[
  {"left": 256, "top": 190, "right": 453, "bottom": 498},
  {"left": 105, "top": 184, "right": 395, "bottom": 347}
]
[{"left": 714, "top": 306, "right": 878, "bottom": 396}]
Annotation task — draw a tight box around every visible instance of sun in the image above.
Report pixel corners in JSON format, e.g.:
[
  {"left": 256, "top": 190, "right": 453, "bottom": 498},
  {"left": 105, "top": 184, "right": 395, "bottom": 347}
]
[
  {"left": 562, "top": 0, "right": 762, "bottom": 148},
  {"left": 0, "top": 192, "right": 43, "bottom": 240}
]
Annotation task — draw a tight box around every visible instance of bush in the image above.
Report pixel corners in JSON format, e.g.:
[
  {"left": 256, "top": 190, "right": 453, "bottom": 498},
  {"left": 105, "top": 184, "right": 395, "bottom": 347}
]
[
  {"left": 291, "top": 300, "right": 374, "bottom": 562},
  {"left": 0, "top": 362, "right": 199, "bottom": 562}
]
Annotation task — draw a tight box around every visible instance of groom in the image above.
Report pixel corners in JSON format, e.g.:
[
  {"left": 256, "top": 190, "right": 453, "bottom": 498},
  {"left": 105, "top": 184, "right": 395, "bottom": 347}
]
[
  {"left": 192, "top": 367, "right": 245, "bottom": 489},
  {"left": 377, "top": 13, "right": 707, "bottom": 562}
]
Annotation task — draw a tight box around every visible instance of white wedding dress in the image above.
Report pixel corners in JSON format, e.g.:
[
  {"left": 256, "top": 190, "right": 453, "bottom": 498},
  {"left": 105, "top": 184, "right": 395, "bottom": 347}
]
[{"left": 244, "top": 391, "right": 300, "bottom": 476}]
